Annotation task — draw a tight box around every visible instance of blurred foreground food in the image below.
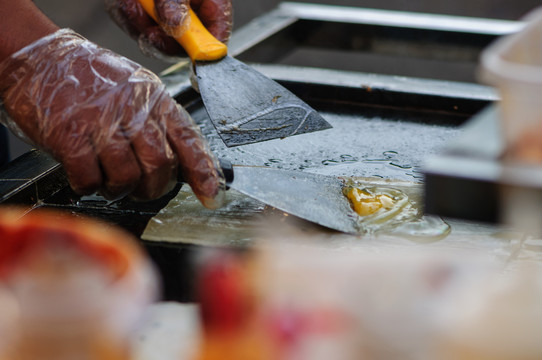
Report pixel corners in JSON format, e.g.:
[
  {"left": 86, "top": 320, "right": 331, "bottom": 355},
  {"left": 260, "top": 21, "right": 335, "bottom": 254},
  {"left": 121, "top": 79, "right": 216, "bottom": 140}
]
[
  {"left": 0, "top": 208, "right": 158, "bottom": 360},
  {"left": 194, "top": 244, "right": 542, "bottom": 360},
  {"left": 2, "top": 209, "right": 542, "bottom": 360}
]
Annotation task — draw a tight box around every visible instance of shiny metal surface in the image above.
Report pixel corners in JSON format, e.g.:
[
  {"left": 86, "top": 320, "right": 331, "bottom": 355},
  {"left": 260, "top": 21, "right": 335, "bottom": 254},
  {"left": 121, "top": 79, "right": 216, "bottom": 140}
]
[
  {"left": 164, "top": 3, "right": 524, "bottom": 93},
  {"left": 231, "top": 165, "right": 359, "bottom": 234},
  {"left": 279, "top": 2, "right": 523, "bottom": 35},
  {"left": 230, "top": 2, "right": 524, "bottom": 83},
  {"left": 195, "top": 56, "right": 331, "bottom": 146}
]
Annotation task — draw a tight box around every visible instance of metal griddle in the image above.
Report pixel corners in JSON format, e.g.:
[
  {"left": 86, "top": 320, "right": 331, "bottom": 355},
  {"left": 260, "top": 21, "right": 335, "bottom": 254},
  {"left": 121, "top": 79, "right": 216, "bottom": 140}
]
[{"left": 0, "top": 3, "right": 520, "bottom": 300}]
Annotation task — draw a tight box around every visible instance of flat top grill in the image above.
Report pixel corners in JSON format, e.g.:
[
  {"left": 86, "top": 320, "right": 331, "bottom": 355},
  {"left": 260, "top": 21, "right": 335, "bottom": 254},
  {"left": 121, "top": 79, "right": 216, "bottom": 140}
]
[{"left": 0, "top": 2, "right": 515, "bottom": 300}]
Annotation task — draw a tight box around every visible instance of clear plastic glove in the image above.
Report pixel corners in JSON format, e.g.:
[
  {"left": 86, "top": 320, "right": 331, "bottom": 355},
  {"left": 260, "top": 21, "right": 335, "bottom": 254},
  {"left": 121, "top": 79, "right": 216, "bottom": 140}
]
[
  {"left": 105, "top": 0, "right": 233, "bottom": 60},
  {"left": 0, "top": 29, "right": 225, "bottom": 207}
]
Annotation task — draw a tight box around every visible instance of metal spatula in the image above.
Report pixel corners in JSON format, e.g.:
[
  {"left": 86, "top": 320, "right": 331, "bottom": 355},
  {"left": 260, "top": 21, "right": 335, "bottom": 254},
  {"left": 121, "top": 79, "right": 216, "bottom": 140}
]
[
  {"left": 220, "top": 160, "right": 359, "bottom": 234},
  {"left": 138, "top": 0, "right": 332, "bottom": 147}
]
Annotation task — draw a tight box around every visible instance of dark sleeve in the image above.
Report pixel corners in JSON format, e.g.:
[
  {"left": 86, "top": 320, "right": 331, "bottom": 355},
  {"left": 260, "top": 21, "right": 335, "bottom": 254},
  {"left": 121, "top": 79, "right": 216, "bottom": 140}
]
[{"left": 0, "top": 125, "right": 9, "bottom": 168}]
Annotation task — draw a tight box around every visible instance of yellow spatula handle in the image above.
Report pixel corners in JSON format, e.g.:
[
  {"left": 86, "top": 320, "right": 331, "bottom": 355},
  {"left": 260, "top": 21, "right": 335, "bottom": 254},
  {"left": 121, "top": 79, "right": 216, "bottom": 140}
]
[{"left": 137, "top": 0, "right": 228, "bottom": 62}]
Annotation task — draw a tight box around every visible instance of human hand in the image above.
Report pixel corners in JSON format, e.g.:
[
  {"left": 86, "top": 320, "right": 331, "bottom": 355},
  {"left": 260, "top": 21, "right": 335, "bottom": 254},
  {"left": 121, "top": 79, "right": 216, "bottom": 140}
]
[
  {"left": 105, "top": 0, "right": 233, "bottom": 59},
  {"left": 0, "top": 29, "right": 225, "bottom": 207}
]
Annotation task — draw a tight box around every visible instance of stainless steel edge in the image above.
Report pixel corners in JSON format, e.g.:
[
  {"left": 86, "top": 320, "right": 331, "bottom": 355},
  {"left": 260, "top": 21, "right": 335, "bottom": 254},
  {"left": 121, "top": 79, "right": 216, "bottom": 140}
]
[{"left": 279, "top": 2, "right": 524, "bottom": 36}]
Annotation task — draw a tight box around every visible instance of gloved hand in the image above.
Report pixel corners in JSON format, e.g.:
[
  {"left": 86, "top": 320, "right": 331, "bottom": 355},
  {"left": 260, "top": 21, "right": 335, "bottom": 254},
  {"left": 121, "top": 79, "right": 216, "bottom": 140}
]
[
  {"left": 105, "top": 0, "right": 233, "bottom": 60},
  {"left": 0, "top": 29, "right": 225, "bottom": 207}
]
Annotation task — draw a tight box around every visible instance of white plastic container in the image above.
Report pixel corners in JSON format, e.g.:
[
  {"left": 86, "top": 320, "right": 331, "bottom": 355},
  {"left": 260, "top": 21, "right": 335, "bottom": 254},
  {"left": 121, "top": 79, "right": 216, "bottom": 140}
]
[{"left": 480, "top": 7, "right": 542, "bottom": 164}]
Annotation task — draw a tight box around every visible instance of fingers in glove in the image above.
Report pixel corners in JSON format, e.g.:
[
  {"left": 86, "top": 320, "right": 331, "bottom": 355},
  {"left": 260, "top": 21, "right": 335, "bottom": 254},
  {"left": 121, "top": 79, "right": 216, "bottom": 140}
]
[
  {"left": 1, "top": 28, "right": 224, "bottom": 205},
  {"left": 107, "top": 0, "right": 232, "bottom": 59},
  {"left": 107, "top": 0, "right": 187, "bottom": 56},
  {"left": 58, "top": 139, "right": 103, "bottom": 196},
  {"left": 165, "top": 104, "right": 225, "bottom": 209},
  {"left": 155, "top": 0, "right": 190, "bottom": 38},
  {"left": 35, "top": 102, "right": 104, "bottom": 196},
  {"left": 97, "top": 137, "right": 142, "bottom": 200},
  {"left": 128, "top": 109, "right": 178, "bottom": 201},
  {"left": 140, "top": 26, "right": 185, "bottom": 56},
  {"left": 105, "top": 0, "right": 155, "bottom": 39},
  {"left": 190, "top": 0, "right": 232, "bottom": 43}
]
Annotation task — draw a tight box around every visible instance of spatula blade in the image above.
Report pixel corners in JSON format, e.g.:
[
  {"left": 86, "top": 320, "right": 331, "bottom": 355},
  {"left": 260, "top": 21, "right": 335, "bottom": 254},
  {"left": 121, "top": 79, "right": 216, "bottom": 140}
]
[
  {"left": 195, "top": 56, "right": 332, "bottom": 147},
  {"left": 230, "top": 166, "right": 360, "bottom": 234}
]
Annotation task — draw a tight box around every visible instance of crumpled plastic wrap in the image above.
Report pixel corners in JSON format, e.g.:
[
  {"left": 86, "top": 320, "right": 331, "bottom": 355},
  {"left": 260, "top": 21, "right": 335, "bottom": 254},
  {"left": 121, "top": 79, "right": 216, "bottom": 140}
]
[
  {"left": 104, "top": 0, "right": 233, "bottom": 62},
  {"left": 0, "top": 29, "right": 225, "bottom": 206}
]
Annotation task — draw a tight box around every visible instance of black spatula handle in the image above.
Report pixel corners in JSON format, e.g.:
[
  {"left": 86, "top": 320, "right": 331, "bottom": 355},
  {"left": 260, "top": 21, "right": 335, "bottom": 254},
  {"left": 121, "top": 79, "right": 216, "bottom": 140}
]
[
  {"left": 177, "top": 158, "right": 234, "bottom": 187},
  {"left": 218, "top": 158, "right": 234, "bottom": 187}
]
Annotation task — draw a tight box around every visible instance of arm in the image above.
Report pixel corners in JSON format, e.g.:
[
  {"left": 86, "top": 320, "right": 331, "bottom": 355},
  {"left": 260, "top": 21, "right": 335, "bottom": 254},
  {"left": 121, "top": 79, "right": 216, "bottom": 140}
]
[{"left": 0, "top": 0, "right": 59, "bottom": 62}]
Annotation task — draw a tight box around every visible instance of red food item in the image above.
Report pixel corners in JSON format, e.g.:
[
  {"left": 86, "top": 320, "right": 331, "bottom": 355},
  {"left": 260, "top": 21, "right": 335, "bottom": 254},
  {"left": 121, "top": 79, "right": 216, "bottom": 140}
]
[
  {"left": 0, "top": 208, "right": 141, "bottom": 280},
  {"left": 0, "top": 208, "right": 158, "bottom": 360},
  {"left": 197, "top": 251, "right": 251, "bottom": 334},
  {"left": 196, "top": 251, "right": 276, "bottom": 360}
]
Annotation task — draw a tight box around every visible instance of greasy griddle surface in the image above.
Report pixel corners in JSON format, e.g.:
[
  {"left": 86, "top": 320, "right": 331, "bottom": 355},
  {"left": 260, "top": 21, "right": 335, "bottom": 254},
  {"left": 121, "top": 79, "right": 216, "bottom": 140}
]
[{"left": 195, "top": 107, "right": 461, "bottom": 182}]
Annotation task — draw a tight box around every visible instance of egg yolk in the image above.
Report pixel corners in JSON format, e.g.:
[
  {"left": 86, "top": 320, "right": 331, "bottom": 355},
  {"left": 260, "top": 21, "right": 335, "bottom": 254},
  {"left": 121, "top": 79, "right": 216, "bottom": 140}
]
[{"left": 345, "top": 187, "right": 394, "bottom": 216}]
